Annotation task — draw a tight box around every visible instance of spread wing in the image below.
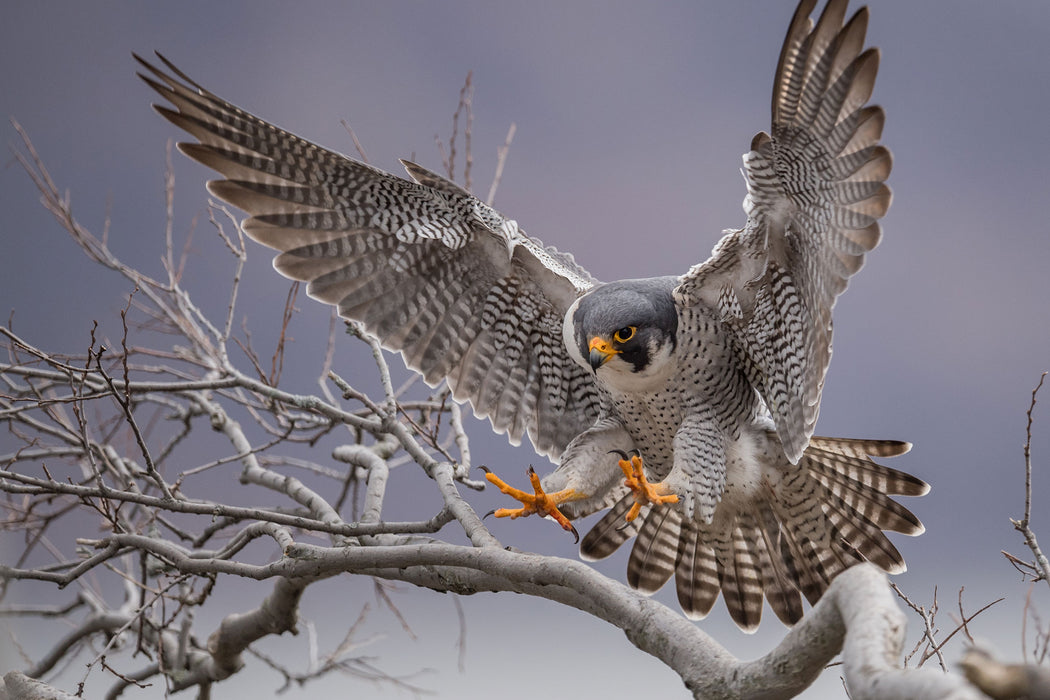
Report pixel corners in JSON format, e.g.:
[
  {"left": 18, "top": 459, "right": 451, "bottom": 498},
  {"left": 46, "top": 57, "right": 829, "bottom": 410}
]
[
  {"left": 136, "top": 53, "right": 602, "bottom": 459},
  {"left": 674, "top": 0, "right": 891, "bottom": 461}
]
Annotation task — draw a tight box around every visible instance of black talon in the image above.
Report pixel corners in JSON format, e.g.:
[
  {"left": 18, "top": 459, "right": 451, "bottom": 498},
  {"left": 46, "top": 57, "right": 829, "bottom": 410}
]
[
  {"left": 483, "top": 509, "right": 496, "bottom": 520},
  {"left": 478, "top": 466, "right": 491, "bottom": 474},
  {"left": 569, "top": 523, "right": 580, "bottom": 544},
  {"left": 609, "top": 449, "right": 630, "bottom": 460}
]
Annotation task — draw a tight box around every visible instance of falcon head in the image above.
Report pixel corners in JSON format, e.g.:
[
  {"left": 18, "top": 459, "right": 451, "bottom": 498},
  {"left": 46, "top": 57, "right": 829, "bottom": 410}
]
[{"left": 563, "top": 277, "right": 679, "bottom": 393}]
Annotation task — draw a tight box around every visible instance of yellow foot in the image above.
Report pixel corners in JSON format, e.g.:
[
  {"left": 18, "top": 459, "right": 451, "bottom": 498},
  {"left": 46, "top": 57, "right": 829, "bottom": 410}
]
[
  {"left": 611, "top": 450, "right": 679, "bottom": 523},
  {"left": 480, "top": 466, "right": 581, "bottom": 543}
]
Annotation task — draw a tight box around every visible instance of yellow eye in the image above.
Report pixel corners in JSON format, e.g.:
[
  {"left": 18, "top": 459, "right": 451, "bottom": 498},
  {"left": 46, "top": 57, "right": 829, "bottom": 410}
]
[{"left": 613, "top": 326, "right": 636, "bottom": 344}]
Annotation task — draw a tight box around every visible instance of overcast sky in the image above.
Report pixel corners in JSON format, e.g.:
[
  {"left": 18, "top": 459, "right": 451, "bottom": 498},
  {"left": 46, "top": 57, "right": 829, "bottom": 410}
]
[{"left": 3, "top": 1, "right": 1050, "bottom": 698}]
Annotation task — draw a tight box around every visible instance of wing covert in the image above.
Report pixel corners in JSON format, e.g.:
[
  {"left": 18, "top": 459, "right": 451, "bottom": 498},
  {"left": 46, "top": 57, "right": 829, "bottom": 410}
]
[
  {"left": 136, "top": 53, "right": 601, "bottom": 459},
  {"left": 674, "top": 0, "right": 891, "bottom": 462}
]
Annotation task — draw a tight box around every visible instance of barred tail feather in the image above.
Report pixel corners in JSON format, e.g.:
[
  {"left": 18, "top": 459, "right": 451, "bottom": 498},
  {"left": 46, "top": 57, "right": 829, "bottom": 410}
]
[
  {"left": 748, "top": 508, "right": 805, "bottom": 626},
  {"left": 675, "top": 523, "right": 721, "bottom": 620},
  {"left": 803, "top": 454, "right": 925, "bottom": 534},
  {"left": 579, "top": 496, "right": 644, "bottom": 562},
  {"left": 807, "top": 437, "right": 928, "bottom": 496},
  {"left": 627, "top": 507, "right": 682, "bottom": 594},
  {"left": 718, "top": 524, "right": 767, "bottom": 631},
  {"left": 776, "top": 526, "right": 827, "bottom": 607},
  {"left": 822, "top": 491, "right": 907, "bottom": 573}
]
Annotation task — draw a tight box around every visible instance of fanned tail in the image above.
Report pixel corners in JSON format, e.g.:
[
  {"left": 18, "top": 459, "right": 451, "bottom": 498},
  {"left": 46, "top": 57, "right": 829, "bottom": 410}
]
[{"left": 579, "top": 435, "right": 926, "bottom": 631}]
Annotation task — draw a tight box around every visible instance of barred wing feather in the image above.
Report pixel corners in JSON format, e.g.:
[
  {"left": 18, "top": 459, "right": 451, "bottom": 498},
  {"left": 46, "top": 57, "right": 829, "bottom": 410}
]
[
  {"left": 136, "top": 53, "right": 601, "bottom": 459},
  {"left": 674, "top": 0, "right": 892, "bottom": 462}
]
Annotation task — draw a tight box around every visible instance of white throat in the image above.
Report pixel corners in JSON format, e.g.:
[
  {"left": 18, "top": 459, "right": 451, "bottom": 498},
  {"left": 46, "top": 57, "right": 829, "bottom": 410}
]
[{"left": 595, "top": 340, "right": 676, "bottom": 394}]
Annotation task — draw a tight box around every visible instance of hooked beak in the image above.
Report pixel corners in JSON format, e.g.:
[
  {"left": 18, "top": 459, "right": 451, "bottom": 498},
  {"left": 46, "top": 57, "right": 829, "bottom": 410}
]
[{"left": 588, "top": 336, "right": 617, "bottom": 371}]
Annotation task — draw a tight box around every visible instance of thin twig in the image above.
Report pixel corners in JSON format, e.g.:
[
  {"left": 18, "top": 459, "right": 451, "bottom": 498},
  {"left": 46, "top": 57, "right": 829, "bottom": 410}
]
[
  {"left": 486, "top": 123, "right": 516, "bottom": 206},
  {"left": 340, "top": 119, "right": 370, "bottom": 163},
  {"left": 1010, "top": 372, "right": 1050, "bottom": 588},
  {"left": 890, "top": 583, "right": 945, "bottom": 671}
]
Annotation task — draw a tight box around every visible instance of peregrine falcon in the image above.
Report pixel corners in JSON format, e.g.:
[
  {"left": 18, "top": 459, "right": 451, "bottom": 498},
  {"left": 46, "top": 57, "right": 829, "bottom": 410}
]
[{"left": 137, "top": 0, "right": 927, "bottom": 630}]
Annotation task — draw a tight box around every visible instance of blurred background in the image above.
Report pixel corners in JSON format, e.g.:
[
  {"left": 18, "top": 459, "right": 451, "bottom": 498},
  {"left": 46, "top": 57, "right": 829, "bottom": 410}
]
[{"left": 2, "top": 1, "right": 1049, "bottom": 697}]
